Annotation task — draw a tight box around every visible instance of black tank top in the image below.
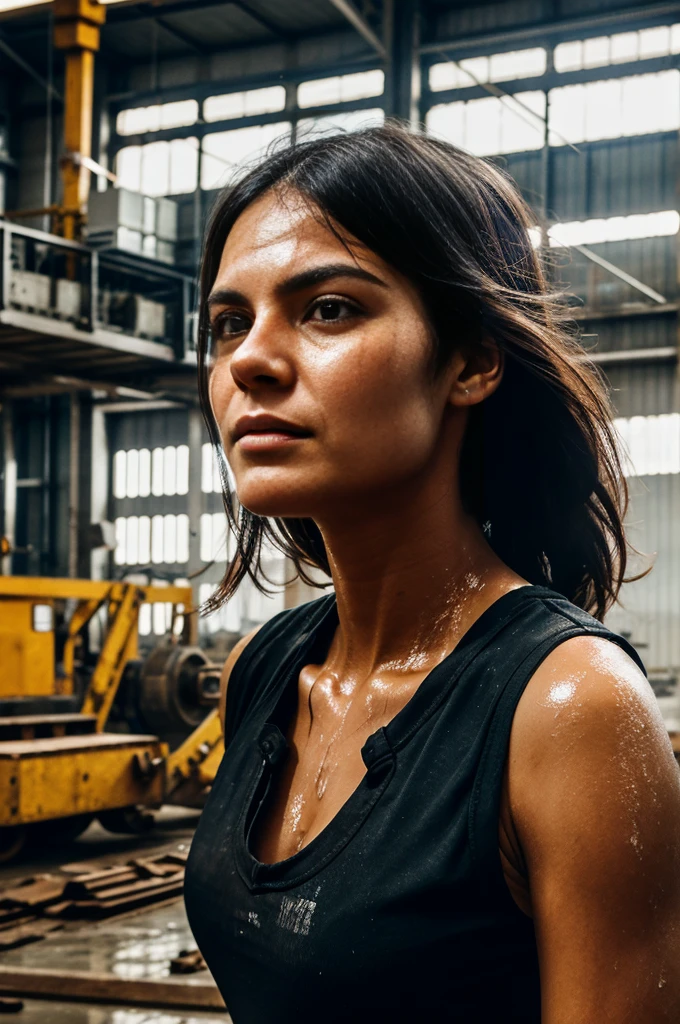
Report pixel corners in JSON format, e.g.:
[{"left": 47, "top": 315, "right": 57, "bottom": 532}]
[{"left": 184, "top": 585, "right": 644, "bottom": 1023}]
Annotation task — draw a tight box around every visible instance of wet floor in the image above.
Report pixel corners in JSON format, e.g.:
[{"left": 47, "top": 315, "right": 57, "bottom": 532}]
[
  {"left": 0, "top": 811, "right": 230, "bottom": 1021},
  {"left": 7, "top": 1002, "right": 231, "bottom": 1024},
  {"left": 1, "top": 902, "right": 209, "bottom": 983}
]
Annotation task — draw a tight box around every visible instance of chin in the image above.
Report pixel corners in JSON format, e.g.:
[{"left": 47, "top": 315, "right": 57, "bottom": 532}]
[{"left": 235, "top": 482, "right": 320, "bottom": 520}]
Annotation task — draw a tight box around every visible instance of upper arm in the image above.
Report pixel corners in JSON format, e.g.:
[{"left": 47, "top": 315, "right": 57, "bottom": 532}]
[
  {"left": 218, "top": 625, "right": 262, "bottom": 737},
  {"left": 508, "top": 635, "right": 680, "bottom": 1023}
]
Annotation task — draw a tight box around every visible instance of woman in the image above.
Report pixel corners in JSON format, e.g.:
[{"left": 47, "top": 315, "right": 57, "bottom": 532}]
[{"left": 184, "top": 123, "right": 680, "bottom": 1022}]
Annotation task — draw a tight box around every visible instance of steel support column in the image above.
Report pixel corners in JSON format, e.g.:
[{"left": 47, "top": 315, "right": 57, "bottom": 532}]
[
  {"left": 1, "top": 401, "right": 16, "bottom": 575},
  {"left": 53, "top": 0, "right": 106, "bottom": 240},
  {"left": 383, "top": 0, "right": 420, "bottom": 126}
]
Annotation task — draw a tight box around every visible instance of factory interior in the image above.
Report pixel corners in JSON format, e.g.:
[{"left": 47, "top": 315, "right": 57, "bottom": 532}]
[{"left": 0, "top": 0, "right": 679, "bottom": 1019}]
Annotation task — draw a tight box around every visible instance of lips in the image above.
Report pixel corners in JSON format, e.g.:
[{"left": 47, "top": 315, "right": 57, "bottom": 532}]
[{"left": 232, "top": 414, "right": 312, "bottom": 443}]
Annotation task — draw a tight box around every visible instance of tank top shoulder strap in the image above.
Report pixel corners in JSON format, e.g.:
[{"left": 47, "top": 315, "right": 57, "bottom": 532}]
[
  {"left": 468, "top": 588, "right": 646, "bottom": 891},
  {"left": 223, "top": 593, "right": 336, "bottom": 747}
]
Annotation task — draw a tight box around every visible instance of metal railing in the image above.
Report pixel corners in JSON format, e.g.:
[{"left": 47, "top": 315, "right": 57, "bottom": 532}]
[{"left": 0, "top": 219, "right": 196, "bottom": 360}]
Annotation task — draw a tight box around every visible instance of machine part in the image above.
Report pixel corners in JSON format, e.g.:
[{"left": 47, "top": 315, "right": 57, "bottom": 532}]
[
  {"left": 135, "top": 295, "right": 166, "bottom": 340},
  {"left": 165, "top": 709, "right": 224, "bottom": 807},
  {"left": 196, "top": 666, "right": 221, "bottom": 706},
  {"left": 0, "top": 596, "right": 57, "bottom": 701},
  {"left": 9, "top": 271, "right": 51, "bottom": 314},
  {"left": 80, "top": 585, "right": 143, "bottom": 729},
  {"left": 88, "top": 187, "right": 145, "bottom": 234},
  {"left": 55, "top": 278, "right": 82, "bottom": 321},
  {"left": 0, "top": 576, "right": 222, "bottom": 859},
  {"left": 0, "top": 697, "right": 80, "bottom": 717},
  {"left": 97, "top": 805, "right": 154, "bottom": 836},
  {"left": 133, "top": 750, "right": 164, "bottom": 782},
  {"left": 0, "top": 733, "right": 167, "bottom": 829},
  {"left": 137, "top": 644, "right": 219, "bottom": 746}
]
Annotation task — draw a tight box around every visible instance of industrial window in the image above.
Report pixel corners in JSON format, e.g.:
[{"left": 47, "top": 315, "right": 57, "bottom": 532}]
[
  {"left": 114, "top": 513, "right": 189, "bottom": 565},
  {"left": 116, "top": 99, "right": 199, "bottom": 135},
  {"left": 554, "top": 24, "right": 680, "bottom": 73},
  {"left": 614, "top": 414, "right": 680, "bottom": 477},
  {"left": 200, "top": 511, "right": 232, "bottom": 562},
  {"left": 297, "top": 108, "right": 384, "bottom": 138},
  {"left": 429, "top": 47, "right": 546, "bottom": 91},
  {"left": 114, "top": 446, "right": 188, "bottom": 498},
  {"left": 138, "top": 577, "right": 190, "bottom": 637},
  {"left": 426, "top": 91, "right": 546, "bottom": 156},
  {"left": 116, "top": 138, "right": 199, "bottom": 195},
  {"left": 199, "top": 581, "right": 242, "bottom": 634},
  {"left": 548, "top": 210, "right": 680, "bottom": 248},
  {"left": 201, "top": 122, "right": 292, "bottom": 191},
  {"left": 297, "top": 69, "right": 384, "bottom": 109},
  {"left": 204, "top": 85, "right": 286, "bottom": 122},
  {"left": 549, "top": 71, "right": 680, "bottom": 145},
  {"left": 201, "top": 442, "right": 221, "bottom": 493}
]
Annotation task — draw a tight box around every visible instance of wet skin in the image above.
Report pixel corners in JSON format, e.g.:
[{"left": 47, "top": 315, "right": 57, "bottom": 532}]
[{"left": 209, "top": 189, "right": 680, "bottom": 1021}]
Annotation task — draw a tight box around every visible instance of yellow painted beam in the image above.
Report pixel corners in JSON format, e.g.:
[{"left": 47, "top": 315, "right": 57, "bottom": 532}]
[
  {"left": 53, "top": 0, "right": 106, "bottom": 240},
  {"left": 61, "top": 597, "right": 103, "bottom": 695},
  {"left": 166, "top": 709, "right": 223, "bottom": 791},
  {"left": 0, "top": 576, "right": 192, "bottom": 607},
  {"left": 81, "top": 584, "right": 141, "bottom": 729},
  {"left": 0, "top": 734, "right": 167, "bottom": 826}
]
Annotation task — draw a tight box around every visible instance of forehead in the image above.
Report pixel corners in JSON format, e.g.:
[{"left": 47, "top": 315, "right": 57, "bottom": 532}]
[{"left": 214, "top": 189, "right": 383, "bottom": 282}]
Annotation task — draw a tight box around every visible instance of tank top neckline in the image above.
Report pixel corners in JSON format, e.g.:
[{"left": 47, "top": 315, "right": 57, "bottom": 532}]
[{"left": 236, "top": 583, "right": 551, "bottom": 891}]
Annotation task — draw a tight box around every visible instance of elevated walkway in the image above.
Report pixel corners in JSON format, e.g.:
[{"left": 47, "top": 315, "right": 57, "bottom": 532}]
[{"left": 0, "top": 221, "right": 197, "bottom": 396}]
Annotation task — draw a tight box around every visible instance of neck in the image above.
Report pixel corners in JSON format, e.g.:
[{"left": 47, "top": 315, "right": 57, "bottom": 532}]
[{"left": 315, "top": 475, "right": 523, "bottom": 680}]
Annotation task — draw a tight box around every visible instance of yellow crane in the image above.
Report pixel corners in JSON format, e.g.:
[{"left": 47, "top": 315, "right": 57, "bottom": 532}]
[{"left": 0, "top": 576, "right": 224, "bottom": 861}]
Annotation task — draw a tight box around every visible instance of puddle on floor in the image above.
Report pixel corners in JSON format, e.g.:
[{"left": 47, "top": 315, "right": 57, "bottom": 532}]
[
  {"left": 6, "top": 1001, "right": 230, "bottom": 1024},
  {"left": 0, "top": 902, "right": 207, "bottom": 984}
]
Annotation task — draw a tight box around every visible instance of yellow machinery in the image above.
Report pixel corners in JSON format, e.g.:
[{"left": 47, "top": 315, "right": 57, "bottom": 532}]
[{"left": 0, "top": 576, "right": 224, "bottom": 861}]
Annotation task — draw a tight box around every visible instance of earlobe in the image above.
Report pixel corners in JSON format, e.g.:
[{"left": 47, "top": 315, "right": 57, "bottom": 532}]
[{"left": 448, "top": 339, "right": 503, "bottom": 407}]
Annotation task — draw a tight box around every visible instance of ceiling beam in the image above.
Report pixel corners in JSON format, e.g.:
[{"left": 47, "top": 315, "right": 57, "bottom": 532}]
[
  {"left": 154, "top": 14, "right": 207, "bottom": 53},
  {"left": 230, "top": 1, "right": 289, "bottom": 39},
  {"left": 328, "top": 0, "right": 385, "bottom": 58},
  {"left": 107, "top": 0, "right": 276, "bottom": 27}
]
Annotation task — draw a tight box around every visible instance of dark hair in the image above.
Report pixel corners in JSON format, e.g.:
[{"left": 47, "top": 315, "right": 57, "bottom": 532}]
[{"left": 197, "top": 121, "right": 632, "bottom": 621}]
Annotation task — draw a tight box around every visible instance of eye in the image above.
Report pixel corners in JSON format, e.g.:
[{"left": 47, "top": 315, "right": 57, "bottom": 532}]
[
  {"left": 211, "top": 311, "right": 251, "bottom": 338},
  {"left": 307, "top": 297, "right": 361, "bottom": 323}
]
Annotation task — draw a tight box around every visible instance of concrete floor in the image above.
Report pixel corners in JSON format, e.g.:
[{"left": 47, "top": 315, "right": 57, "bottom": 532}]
[
  {"left": 0, "top": 810, "right": 231, "bottom": 1023},
  {"left": 8, "top": 1002, "right": 229, "bottom": 1024}
]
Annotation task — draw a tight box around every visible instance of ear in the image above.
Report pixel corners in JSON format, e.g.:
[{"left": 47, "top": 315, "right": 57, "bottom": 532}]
[{"left": 447, "top": 336, "right": 504, "bottom": 408}]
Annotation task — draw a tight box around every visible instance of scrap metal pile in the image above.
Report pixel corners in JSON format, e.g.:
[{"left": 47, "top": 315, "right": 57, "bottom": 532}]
[{"left": 0, "top": 848, "right": 189, "bottom": 951}]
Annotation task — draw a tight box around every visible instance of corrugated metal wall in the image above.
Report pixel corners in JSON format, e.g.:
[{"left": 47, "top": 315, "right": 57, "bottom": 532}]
[
  {"left": 606, "top": 472, "right": 680, "bottom": 725},
  {"left": 502, "top": 83, "right": 680, "bottom": 701}
]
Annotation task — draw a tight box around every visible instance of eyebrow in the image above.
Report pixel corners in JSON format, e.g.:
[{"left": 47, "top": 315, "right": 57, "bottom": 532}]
[{"left": 207, "top": 263, "right": 388, "bottom": 310}]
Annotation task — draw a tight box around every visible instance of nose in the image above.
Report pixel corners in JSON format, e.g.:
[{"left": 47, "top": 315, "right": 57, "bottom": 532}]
[{"left": 229, "top": 310, "right": 295, "bottom": 393}]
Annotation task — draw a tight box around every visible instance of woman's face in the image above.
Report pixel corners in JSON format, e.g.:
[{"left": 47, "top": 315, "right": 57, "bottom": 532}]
[{"left": 207, "top": 188, "right": 464, "bottom": 521}]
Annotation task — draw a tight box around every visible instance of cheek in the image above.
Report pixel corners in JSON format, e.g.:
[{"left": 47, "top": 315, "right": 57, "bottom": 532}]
[
  {"left": 315, "top": 324, "right": 439, "bottom": 465},
  {"left": 207, "top": 361, "right": 233, "bottom": 433}
]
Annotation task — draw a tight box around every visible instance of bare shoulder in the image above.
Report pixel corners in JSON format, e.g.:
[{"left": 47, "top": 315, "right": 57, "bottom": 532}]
[
  {"left": 510, "top": 634, "right": 674, "bottom": 777},
  {"left": 506, "top": 634, "right": 680, "bottom": 1020},
  {"left": 218, "top": 626, "right": 263, "bottom": 735},
  {"left": 507, "top": 634, "right": 679, "bottom": 835}
]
